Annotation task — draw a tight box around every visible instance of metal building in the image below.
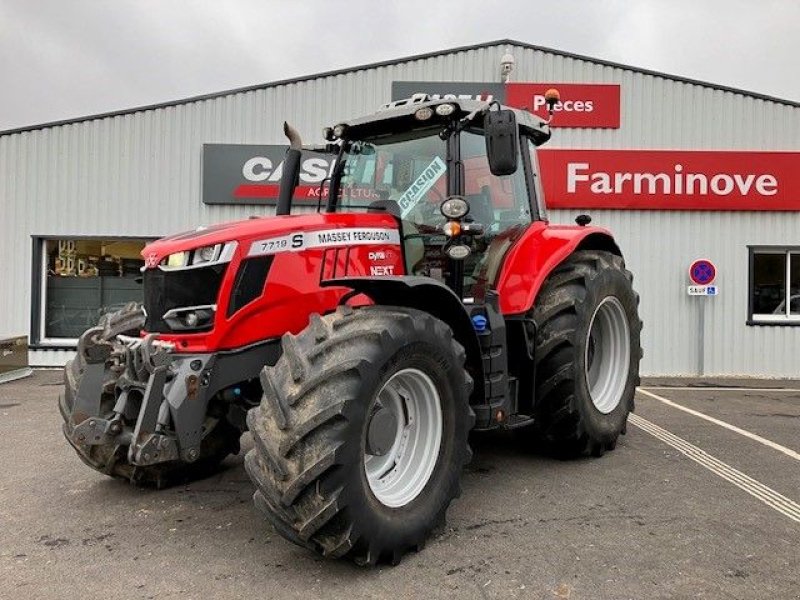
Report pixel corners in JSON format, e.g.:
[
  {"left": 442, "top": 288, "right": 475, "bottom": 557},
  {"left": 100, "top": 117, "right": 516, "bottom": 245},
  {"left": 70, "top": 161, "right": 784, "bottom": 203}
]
[{"left": 1, "top": 39, "right": 798, "bottom": 375}]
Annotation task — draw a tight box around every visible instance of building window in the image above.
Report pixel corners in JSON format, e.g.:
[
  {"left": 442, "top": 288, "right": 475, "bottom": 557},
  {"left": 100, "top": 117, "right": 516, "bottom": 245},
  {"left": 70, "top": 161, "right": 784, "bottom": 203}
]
[
  {"left": 32, "top": 237, "right": 149, "bottom": 345},
  {"left": 749, "top": 247, "right": 800, "bottom": 325}
]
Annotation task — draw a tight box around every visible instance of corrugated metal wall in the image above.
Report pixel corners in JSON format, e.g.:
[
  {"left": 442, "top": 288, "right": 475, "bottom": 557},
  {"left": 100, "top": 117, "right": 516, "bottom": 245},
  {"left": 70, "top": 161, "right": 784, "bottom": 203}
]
[{"left": 1, "top": 42, "right": 798, "bottom": 373}]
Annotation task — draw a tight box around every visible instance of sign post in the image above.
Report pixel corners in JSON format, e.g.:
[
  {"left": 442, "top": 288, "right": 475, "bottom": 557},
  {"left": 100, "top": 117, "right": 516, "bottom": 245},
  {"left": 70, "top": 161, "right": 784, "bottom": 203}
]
[{"left": 687, "top": 258, "right": 717, "bottom": 375}]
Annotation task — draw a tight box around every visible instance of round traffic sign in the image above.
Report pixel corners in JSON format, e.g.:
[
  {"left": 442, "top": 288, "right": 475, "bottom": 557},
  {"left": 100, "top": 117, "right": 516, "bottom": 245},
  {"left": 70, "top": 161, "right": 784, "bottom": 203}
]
[{"left": 689, "top": 258, "right": 716, "bottom": 285}]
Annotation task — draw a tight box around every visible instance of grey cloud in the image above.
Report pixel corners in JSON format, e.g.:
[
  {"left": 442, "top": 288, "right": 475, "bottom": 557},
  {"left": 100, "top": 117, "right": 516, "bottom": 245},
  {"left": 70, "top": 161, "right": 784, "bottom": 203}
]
[{"left": 0, "top": 0, "right": 797, "bottom": 130}]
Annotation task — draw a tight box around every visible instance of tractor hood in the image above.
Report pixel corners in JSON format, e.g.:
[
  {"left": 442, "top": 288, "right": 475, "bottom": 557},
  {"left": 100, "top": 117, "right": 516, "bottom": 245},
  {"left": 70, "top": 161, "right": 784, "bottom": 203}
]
[{"left": 141, "top": 212, "right": 400, "bottom": 269}]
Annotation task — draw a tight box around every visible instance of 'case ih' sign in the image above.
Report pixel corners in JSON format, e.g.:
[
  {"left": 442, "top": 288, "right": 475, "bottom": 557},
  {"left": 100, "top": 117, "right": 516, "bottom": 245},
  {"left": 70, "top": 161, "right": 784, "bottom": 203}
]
[
  {"left": 203, "top": 144, "right": 336, "bottom": 206},
  {"left": 203, "top": 144, "right": 800, "bottom": 211},
  {"left": 506, "top": 83, "right": 621, "bottom": 128},
  {"left": 390, "top": 81, "right": 505, "bottom": 105}
]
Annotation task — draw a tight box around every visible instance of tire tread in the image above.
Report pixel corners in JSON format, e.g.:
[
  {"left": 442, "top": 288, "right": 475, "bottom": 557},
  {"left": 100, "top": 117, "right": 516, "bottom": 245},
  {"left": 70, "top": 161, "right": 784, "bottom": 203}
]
[
  {"left": 531, "top": 250, "right": 642, "bottom": 457},
  {"left": 246, "top": 306, "right": 473, "bottom": 564}
]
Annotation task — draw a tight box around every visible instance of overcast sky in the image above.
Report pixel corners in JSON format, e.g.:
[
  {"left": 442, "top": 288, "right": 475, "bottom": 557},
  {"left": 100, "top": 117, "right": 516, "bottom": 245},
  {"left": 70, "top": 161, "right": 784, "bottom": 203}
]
[{"left": 1, "top": 0, "right": 797, "bottom": 131}]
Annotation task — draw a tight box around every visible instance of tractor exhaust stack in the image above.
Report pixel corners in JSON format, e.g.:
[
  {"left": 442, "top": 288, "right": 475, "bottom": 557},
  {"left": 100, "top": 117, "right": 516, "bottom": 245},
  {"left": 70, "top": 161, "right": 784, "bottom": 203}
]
[{"left": 276, "top": 121, "right": 303, "bottom": 216}]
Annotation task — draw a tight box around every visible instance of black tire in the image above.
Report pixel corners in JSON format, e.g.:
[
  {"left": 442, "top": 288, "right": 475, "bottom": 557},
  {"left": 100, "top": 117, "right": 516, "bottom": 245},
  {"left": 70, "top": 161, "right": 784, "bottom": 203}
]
[
  {"left": 245, "top": 306, "right": 473, "bottom": 565},
  {"left": 60, "top": 305, "right": 241, "bottom": 488},
  {"left": 529, "top": 250, "right": 642, "bottom": 458}
]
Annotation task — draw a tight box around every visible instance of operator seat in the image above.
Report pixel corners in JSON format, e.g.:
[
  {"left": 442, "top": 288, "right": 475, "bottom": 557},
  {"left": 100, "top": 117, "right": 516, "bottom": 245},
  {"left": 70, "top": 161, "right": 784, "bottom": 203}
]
[
  {"left": 465, "top": 186, "right": 494, "bottom": 228},
  {"left": 462, "top": 186, "right": 495, "bottom": 289}
]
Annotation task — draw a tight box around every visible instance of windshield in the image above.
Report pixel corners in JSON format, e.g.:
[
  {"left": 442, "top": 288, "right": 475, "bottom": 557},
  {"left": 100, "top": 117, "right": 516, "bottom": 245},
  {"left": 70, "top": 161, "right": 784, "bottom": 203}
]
[{"left": 338, "top": 128, "right": 448, "bottom": 230}]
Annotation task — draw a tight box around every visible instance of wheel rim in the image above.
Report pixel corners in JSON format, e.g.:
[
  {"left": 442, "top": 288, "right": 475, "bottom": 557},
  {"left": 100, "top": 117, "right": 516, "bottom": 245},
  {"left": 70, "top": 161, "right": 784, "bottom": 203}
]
[
  {"left": 584, "top": 296, "right": 631, "bottom": 414},
  {"left": 364, "top": 368, "right": 443, "bottom": 508}
]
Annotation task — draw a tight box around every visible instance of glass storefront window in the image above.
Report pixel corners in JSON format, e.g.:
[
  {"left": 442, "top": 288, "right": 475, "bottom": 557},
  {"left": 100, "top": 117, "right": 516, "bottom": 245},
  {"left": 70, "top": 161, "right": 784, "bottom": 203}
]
[
  {"left": 749, "top": 248, "right": 800, "bottom": 324},
  {"left": 38, "top": 238, "right": 148, "bottom": 342}
]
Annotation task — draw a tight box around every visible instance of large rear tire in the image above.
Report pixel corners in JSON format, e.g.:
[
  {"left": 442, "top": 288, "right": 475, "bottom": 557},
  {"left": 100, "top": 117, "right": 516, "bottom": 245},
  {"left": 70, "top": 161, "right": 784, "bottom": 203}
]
[
  {"left": 245, "top": 306, "right": 473, "bottom": 565},
  {"left": 530, "top": 250, "right": 642, "bottom": 457}
]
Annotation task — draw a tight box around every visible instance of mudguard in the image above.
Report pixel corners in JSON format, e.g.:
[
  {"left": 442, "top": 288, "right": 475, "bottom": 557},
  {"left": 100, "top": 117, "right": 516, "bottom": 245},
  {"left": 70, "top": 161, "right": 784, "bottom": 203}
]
[
  {"left": 323, "top": 276, "right": 484, "bottom": 403},
  {"left": 495, "top": 221, "right": 621, "bottom": 315}
]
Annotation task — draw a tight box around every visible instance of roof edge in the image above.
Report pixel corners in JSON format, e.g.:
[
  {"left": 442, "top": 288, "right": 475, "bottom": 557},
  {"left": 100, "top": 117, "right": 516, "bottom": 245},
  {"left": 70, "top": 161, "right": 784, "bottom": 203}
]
[
  {"left": 506, "top": 39, "right": 800, "bottom": 109},
  {"left": 2, "top": 38, "right": 798, "bottom": 136}
]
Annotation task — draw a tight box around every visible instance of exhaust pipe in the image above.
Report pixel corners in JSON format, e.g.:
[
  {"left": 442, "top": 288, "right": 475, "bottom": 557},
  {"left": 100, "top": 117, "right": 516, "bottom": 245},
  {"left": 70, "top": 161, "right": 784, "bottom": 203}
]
[{"left": 276, "top": 121, "right": 302, "bottom": 216}]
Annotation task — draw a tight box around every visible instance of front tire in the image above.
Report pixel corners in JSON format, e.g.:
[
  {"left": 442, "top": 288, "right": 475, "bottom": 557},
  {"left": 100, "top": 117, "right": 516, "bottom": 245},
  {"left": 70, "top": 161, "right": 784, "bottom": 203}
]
[
  {"left": 245, "top": 306, "right": 473, "bottom": 565},
  {"left": 530, "top": 250, "right": 642, "bottom": 457}
]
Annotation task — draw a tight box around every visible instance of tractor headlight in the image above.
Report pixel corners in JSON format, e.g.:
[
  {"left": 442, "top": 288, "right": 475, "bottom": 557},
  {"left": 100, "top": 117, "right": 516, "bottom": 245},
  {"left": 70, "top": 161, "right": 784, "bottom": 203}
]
[
  {"left": 162, "top": 304, "right": 216, "bottom": 331},
  {"left": 333, "top": 124, "right": 348, "bottom": 138},
  {"left": 192, "top": 244, "right": 221, "bottom": 265},
  {"left": 440, "top": 196, "right": 470, "bottom": 220},
  {"left": 165, "top": 251, "right": 188, "bottom": 268},
  {"left": 435, "top": 103, "right": 456, "bottom": 116},
  {"left": 157, "top": 241, "right": 236, "bottom": 271}
]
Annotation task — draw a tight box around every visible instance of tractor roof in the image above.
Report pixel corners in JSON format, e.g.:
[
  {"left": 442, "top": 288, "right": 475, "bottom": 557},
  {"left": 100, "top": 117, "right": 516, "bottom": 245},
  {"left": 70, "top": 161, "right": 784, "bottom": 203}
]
[{"left": 339, "top": 95, "right": 552, "bottom": 145}]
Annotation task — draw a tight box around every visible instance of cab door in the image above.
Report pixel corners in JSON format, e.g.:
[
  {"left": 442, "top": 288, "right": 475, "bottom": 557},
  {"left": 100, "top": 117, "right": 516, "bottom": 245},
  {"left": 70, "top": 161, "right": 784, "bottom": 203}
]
[{"left": 457, "top": 129, "right": 534, "bottom": 299}]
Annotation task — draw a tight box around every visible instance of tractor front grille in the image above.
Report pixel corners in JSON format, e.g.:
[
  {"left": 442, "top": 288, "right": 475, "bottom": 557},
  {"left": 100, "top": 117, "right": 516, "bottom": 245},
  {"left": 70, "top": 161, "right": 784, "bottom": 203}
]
[{"left": 143, "top": 264, "right": 227, "bottom": 333}]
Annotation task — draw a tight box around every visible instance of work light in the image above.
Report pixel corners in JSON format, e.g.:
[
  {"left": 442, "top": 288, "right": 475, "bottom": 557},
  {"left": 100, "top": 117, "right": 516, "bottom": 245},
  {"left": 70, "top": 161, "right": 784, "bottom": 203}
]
[
  {"left": 414, "top": 107, "right": 434, "bottom": 121},
  {"left": 446, "top": 244, "right": 471, "bottom": 260},
  {"left": 435, "top": 103, "right": 456, "bottom": 116},
  {"left": 440, "top": 196, "right": 470, "bottom": 219}
]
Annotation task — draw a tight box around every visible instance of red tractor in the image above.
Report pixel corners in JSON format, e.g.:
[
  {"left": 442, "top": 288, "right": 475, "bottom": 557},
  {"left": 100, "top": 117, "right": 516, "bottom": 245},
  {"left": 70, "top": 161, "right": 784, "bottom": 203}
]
[{"left": 61, "top": 92, "right": 642, "bottom": 565}]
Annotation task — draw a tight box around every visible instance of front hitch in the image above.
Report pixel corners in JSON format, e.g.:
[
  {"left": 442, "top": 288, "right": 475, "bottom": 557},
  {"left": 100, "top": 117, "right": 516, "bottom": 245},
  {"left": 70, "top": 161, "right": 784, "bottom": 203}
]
[{"left": 63, "top": 321, "right": 209, "bottom": 470}]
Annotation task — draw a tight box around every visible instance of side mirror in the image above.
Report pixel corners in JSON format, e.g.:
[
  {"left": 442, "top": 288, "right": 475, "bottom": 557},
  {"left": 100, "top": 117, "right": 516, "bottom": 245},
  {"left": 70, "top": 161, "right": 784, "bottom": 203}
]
[{"left": 483, "top": 109, "right": 518, "bottom": 176}]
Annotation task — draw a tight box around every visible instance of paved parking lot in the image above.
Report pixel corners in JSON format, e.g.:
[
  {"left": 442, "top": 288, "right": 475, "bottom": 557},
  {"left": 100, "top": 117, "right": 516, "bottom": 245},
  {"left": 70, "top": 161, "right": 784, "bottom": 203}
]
[{"left": 1, "top": 371, "right": 798, "bottom": 600}]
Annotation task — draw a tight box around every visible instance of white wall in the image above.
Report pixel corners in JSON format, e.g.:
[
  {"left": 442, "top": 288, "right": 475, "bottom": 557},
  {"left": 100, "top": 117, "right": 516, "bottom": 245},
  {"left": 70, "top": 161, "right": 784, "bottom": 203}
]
[{"left": 1, "top": 42, "right": 798, "bottom": 374}]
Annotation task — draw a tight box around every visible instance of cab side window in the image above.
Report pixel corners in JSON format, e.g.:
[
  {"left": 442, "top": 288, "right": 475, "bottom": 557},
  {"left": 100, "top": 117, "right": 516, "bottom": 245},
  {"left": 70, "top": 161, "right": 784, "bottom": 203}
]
[{"left": 460, "top": 130, "right": 531, "bottom": 233}]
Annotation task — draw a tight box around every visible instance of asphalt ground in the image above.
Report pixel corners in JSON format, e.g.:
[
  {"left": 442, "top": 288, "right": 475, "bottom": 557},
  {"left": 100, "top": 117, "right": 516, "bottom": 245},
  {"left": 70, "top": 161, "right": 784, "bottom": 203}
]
[{"left": 1, "top": 371, "right": 798, "bottom": 600}]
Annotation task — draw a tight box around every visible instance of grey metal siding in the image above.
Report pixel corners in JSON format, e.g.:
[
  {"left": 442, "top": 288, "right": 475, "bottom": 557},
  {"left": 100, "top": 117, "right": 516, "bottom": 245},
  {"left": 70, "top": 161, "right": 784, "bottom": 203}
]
[{"left": 1, "top": 42, "right": 798, "bottom": 373}]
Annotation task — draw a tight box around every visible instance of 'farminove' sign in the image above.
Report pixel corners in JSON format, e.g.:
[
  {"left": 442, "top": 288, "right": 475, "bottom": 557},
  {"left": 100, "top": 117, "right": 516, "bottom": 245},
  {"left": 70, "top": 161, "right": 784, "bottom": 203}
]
[{"left": 540, "top": 150, "right": 799, "bottom": 210}]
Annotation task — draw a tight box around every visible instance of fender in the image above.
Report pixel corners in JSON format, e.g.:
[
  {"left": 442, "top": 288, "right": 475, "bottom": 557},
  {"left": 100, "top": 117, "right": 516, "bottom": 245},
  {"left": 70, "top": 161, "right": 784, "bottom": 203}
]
[
  {"left": 323, "top": 276, "right": 484, "bottom": 405},
  {"left": 495, "top": 221, "right": 621, "bottom": 315}
]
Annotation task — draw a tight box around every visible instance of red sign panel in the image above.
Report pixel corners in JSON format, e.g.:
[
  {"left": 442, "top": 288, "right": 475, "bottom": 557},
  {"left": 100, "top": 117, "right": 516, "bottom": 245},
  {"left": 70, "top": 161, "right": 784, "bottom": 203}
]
[
  {"left": 689, "top": 259, "right": 717, "bottom": 285},
  {"left": 506, "top": 83, "right": 621, "bottom": 128},
  {"left": 538, "top": 149, "right": 799, "bottom": 211}
]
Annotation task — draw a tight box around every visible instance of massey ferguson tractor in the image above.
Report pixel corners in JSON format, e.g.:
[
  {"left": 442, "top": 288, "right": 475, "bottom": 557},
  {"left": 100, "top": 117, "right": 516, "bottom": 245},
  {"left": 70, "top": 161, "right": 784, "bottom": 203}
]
[{"left": 61, "top": 91, "right": 642, "bottom": 565}]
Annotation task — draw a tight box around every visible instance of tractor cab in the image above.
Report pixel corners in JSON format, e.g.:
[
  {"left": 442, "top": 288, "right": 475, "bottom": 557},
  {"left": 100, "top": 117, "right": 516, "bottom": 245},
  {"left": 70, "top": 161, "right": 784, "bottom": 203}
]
[{"left": 320, "top": 95, "right": 554, "bottom": 299}]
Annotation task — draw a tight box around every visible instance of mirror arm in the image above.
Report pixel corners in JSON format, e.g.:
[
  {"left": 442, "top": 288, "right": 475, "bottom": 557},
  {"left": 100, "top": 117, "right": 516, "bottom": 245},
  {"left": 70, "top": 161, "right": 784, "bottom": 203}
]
[{"left": 456, "top": 100, "right": 498, "bottom": 133}]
